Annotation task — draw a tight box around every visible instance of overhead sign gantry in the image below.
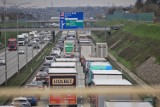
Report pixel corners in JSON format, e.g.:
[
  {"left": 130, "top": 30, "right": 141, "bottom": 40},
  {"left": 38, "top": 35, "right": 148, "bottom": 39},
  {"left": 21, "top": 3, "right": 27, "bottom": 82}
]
[{"left": 60, "top": 12, "right": 84, "bottom": 29}]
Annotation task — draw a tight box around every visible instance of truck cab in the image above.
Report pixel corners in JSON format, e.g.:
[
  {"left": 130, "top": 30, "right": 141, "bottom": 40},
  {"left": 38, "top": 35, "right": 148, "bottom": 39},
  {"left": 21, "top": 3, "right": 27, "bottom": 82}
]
[
  {"left": 64, "top": 40, "right": 75, "bottom": 58},
  {"left": 8, "top": 38, "right": 17, "bottom": 51}
]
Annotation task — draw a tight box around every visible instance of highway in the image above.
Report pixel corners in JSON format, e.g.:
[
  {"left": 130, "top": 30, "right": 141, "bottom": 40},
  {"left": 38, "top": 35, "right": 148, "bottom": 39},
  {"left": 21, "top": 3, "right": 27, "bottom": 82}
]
[
  {"left": 0, "top": 43, "right": 47, "bottom": 85},
  {"left": 32, "top": 41, "right": 90, "bottom": 107},
  {"left": 2, "top": 30, "right": 149, "bottom": 107},
  {"left": 0, "top": 31, "right": 59, "bottom": 85}
]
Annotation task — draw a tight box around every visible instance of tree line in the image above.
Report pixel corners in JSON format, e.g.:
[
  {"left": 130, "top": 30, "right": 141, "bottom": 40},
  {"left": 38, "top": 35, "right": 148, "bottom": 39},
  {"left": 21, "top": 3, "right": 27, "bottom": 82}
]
[{"left": 135, "top": 0, "right": 160, "bottom": 17}]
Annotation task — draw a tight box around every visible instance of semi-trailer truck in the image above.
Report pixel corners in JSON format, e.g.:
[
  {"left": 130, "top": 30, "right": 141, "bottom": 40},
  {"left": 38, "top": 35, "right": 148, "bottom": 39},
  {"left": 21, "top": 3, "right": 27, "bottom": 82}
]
[
  {"left": 18, "top": 34, "right": 25, "bottom": 46},
  {"left": 48, "top": 68, "right": 77, "bottom": 107},
  {"left": 64, "top": 40, "right": 75, "bottom": 58},
  {"left": 8, "top": 38, "right": 17, "bottom": 51},
  {"left": 96, "top": 43, "right": 108, "bottom": 58}
]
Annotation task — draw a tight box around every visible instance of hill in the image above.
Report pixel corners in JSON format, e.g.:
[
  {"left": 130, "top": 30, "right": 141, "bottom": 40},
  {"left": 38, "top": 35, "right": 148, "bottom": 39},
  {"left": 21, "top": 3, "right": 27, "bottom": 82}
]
[{"left": 92, "top": 20, "right": 160, "bottom": 85}]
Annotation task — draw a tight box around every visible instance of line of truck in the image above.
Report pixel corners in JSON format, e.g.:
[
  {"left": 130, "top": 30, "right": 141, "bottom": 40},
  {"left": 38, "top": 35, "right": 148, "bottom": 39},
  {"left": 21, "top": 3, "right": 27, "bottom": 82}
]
[
  {"left": 7, "top": 31, "right": 50, "bottom": 51},
  {"left": 6, "top": 29, "right": 155, "bottom": 107}
]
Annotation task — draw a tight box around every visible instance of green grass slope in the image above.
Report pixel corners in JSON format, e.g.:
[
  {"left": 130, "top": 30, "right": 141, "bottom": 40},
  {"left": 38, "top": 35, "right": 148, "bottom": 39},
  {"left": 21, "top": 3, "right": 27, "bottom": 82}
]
[{"left": 93, "top": 20, "right": 160, "bottom": 70}]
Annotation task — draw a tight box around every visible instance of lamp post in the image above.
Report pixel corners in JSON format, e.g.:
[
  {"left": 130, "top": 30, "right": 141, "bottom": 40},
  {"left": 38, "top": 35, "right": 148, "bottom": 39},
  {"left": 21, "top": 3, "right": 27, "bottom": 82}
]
[
  {"left": 7, "top": 2, "right": 30, "bottom": 76},
  {"left": 2, "top": 0, "right": 7, "bottom": 85},
  {"left": 23, "top": 6, "right": 37, "bottom": 68}
]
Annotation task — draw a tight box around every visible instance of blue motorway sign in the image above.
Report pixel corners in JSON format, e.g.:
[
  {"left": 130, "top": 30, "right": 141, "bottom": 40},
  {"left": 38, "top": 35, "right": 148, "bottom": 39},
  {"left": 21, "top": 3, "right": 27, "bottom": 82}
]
[{"left": 60, "top": 12, "right": 84, "bottom": 29}]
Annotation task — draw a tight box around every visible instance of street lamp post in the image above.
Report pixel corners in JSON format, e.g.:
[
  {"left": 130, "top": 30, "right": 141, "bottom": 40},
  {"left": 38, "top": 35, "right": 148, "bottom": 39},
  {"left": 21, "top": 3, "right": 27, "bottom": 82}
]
[
  {"left": 2, "top": 0, "right": 7, "bottom": 85},
  {"left": 16, "top": 8, "right": 20, "bottom": 76},
  {"left": 23, "top": 6, "right": 36, "bottom": 68},
  {"left": 7, "top": 2, "right": 30, "bottom": 76}
]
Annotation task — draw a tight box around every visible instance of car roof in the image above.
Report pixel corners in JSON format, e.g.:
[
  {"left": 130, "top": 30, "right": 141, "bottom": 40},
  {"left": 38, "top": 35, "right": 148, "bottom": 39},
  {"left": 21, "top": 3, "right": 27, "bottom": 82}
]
[{"left": 13, "top": 97, "right": 27, "bottom": 100}]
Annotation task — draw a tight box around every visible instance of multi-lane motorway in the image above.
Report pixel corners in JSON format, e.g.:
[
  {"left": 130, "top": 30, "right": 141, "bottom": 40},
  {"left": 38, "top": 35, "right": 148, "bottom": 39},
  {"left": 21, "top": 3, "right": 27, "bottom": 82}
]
[
  {"left": 0, "top": 42, "right": 47, "bottom": 85},
  {"left": 0, "top": 30, "right": 59, "bottom": 85}
]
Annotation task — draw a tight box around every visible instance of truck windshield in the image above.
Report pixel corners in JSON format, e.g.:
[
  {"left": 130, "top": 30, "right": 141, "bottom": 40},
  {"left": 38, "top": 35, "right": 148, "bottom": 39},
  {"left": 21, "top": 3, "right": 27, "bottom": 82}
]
[
  {"left": 18, "top": 38, "right": 25, "bottom": 41},
  {"left": 8, "top": 41, "right": 16, "bottom": 45}
]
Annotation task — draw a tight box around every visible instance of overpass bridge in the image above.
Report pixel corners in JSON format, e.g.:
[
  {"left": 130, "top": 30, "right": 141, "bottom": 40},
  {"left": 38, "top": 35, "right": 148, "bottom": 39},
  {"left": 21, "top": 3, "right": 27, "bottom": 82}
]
[
  {"left": 27, "top": 19, "right": 98, "bottom": 23},
  {"left": 0, "top": 26, "right": 111, "bottom": 32}
]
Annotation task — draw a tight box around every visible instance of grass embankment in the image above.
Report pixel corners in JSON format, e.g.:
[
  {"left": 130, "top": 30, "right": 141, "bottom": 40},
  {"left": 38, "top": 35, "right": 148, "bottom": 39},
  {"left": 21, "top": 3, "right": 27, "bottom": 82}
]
[
  {"left": 93, "top": 20, "right": 160, "bottom": 70},
  {"left": 0, "top": 32, "right": 62, "bottom": 105},
  {"left": 0, "top": 22, "right": 32, "bottom": 44}
]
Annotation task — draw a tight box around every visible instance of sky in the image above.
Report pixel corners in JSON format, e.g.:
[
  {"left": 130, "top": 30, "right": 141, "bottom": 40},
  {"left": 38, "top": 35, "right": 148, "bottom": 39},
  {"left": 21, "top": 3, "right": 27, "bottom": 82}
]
[{"left": 0, "top": 0, "right": 137, "bottom": 8}]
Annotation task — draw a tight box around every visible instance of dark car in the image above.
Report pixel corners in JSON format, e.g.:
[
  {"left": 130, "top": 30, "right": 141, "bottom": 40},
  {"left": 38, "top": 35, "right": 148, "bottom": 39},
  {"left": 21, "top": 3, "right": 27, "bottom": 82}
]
[
  {"left": 40, "top": 66, "right": 49, "bottom": 73},
  {"left": 33, "top": 43, "right": 40, "bottom": 49},
  {"left": 111, "top": 26, "right": 121, "bottom": 30},
  {"left": 43, "top": 62, "right": 51, "bottom": 67},
  {"left": 39, "top": 40, "right": 45, "bottom": 44},
  {"left": 27, "top": 96, "right": 37, "bottom": 106}
]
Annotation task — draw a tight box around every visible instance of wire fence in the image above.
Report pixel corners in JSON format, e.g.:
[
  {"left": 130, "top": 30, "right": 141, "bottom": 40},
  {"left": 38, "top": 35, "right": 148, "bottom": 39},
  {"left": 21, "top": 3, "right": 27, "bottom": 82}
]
[{"left": 106, "top": 11, "right": 154, "bottom": 22}]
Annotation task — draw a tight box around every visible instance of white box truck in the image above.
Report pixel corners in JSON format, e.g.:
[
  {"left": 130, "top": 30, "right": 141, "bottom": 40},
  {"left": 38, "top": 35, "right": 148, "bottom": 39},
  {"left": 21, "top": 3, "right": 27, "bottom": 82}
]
[
  {"left": 80, "top": 44, "right": 92, "bottom": 58},
  {"left": 96, "top": 43, "right": 108, "bottom": 58},
  {"left": 18, "top": 34, "right": 25, "bottom": 46}
]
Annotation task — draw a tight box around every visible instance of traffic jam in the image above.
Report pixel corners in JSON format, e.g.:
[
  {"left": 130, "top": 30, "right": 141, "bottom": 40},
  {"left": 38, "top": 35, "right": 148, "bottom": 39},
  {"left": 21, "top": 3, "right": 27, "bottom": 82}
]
[{"left": 8, "top": 30, "right": 153, "bottom": 107}]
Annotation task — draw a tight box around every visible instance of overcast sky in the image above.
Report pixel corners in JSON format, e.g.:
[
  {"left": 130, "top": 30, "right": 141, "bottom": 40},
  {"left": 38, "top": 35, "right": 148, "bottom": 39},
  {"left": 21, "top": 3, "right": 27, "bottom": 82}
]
[{"left": 0, "top": 0, "right": 137, "bottom": 8}]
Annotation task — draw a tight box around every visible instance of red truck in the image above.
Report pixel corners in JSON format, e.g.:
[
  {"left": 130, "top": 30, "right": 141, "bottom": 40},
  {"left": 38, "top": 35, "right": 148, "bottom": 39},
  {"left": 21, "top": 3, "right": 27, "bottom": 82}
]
[
  {"left": 8, "top": 38, "right": 17, "bottom": 51},
  {"left": 48, "top": 68, "right": 77, "bottom": 107}
]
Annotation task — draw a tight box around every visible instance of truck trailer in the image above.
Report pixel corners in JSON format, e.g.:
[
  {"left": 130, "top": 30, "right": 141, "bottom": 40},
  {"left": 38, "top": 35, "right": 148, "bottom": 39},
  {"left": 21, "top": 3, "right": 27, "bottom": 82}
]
[
  {"left": 96, "top": 43, "right": 108, "bottom": 58},
  {"left": 64, "top": 40, "right": 75, "bottom": 58},
  {"left": 90, "top": 79, "right": 133, "bottom": 107},
  {"left": 48, "top": 68, "right": 77, "bottom": 107},
  {"left": 18, "top": 34, "right": 25, "bottom": 46}
]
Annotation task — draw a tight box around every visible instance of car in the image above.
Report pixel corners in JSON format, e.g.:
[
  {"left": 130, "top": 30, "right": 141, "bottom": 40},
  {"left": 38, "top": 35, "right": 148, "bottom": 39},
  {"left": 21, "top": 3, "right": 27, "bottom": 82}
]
[
  {"left": 65, "top": 54, "right": 74, "bottom": 58},
  {"left": 50, "top": 53, "right": 59, "bottom": 58},
  {"left": 25, "top": 81, "right": 44, "bottom": 101},
  {"left": 40, "top": 66, "right": 49, "bottom": 73},
  {"left": 0, "top": 57, "right": 5, "bottom": 65},
  {"left": 52, "top": 47, "right": 61, "bottom": 52},
  {"left": 55, "top": 44, "right": 63, "bottom": 52},
  {"left": 39, "top": 40, "right": 45, "bottom": 44},
  {"left": 28, "top": 40, "right": 36, "bottom": 46},
  {"left": 34, "top": 38, "right": 40, "bottom": 42},
  {"left": 26, "top": 96, "right": 37, "bottom": 106},
  {"left": 27, "top": 42, "right": 33, "bottom": 46},
  {"left": 43, "top": 62, "right": 51, "bottom": 67},
  {"left": 58, "top": 39, "right": 64, "bottom": 43},
  {"left": 52, "top": 50, "right": 61, "bottom": 58},
  {"left": 111, "top": 26, "right": 121, "bottom": 30},
  {"left": 33, "top": 43, "right": 40, "bottom": 49},
  {"left": 45, "top": 56, "right": 55, "bottom": 64},
  {"left": 11, "top": 97, "right": 31, "bottom": 107},
  {"left": 18, "top": 49, "right": 25, "bottom": 54},
  {"left": 36, "top": 72, "right": 48, "bottom": 83},
  {"left": 44, "top": 37, "right": 50, "bottom": 41},
  {"left": 26, "top": 81, "right": 44, "bottom": 88}
]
